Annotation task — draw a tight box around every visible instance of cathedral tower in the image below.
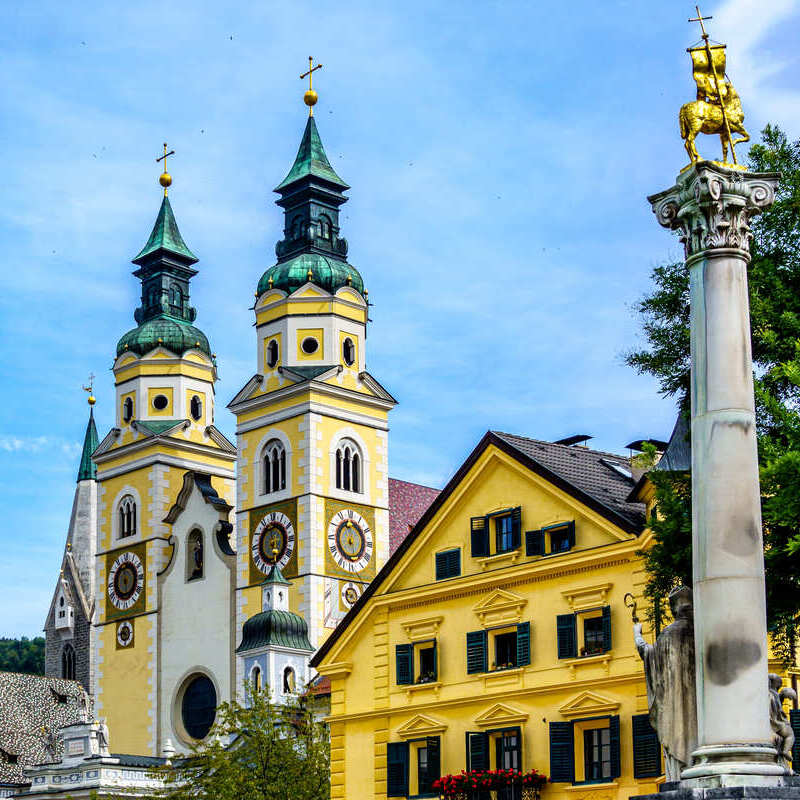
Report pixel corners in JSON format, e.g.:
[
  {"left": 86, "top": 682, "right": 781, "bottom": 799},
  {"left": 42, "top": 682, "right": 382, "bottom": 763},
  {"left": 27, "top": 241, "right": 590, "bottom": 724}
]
[
  {"left": 230, "top": 102, "right": 395, "bottom": 682},
  {"left": 44, "top": 396, "right": 99, "bottom": 692},
  {"left": 92, "top": 174, "right": 237, "bottom": 756}
]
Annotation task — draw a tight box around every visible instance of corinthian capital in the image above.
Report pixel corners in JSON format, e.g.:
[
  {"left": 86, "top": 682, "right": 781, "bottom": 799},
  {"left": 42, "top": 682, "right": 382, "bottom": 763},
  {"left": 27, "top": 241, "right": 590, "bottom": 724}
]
[{"left": 647, "top": 163, "right": 778, "bottom": 261}]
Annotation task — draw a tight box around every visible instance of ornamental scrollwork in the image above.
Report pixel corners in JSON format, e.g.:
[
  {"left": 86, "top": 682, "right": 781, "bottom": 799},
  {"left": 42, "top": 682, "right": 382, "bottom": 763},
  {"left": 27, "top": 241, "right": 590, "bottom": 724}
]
[{"left": 648, "top": 165, "right": 778, "bottom": 260}]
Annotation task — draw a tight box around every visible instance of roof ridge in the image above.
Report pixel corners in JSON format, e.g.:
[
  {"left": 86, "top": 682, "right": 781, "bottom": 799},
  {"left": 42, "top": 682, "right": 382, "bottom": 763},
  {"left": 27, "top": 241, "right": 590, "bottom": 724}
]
[{"left": 491, "top": 430, "right": 632, "bottom": 462}]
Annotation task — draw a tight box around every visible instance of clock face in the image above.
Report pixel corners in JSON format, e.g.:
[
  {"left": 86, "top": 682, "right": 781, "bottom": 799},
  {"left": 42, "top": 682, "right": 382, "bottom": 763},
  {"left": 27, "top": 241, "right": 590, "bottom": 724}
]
[
  {"left": 327, "top": 509, "right": 373, "bottom": 573},
  {"left": 117, "top": 620, "right": 134, "bottom": 648},
  {"left": 341, "top": 581, "right": 361, "bottom": 609},
  {"left": 252, "top": 511, "right": 295, "bottom": 574},
  {"left": 107, "top": 551, "right": 144, "bottom": 610}
]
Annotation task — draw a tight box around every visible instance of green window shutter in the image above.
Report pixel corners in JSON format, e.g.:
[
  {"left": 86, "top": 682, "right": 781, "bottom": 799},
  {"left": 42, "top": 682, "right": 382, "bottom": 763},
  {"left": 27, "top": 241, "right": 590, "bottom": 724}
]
[
  {"left": 511, "top": 506, "right": 522, "bottom": 549},
  {"left": 791, "top": 709, "right": 800, "bottom": 770},
  {"left": 466, "top": 731, "right": 490, "bottom": 771},
  {"left": 466, "top": 630, "right": 487, "bottom": 674},
  {"left": 396, "top": 644, "right": 413, "bottom": 685},
  {"left": 432, "top": 640, "right": 438, "bottom": 680},
  {"left": 387, "top": 741, "right": 409, "bottom": 797},
  {"left": 426, "top": 736, "right": 441, "bottom": 786},
  {"left": 602, "top": 605, "right": 612, "bottom": 652},
  {"left": 470, "top": 516, "right": 489, "bottom": 558},
  {"left": 516, "top": 621, "right": 531, "bottom": 666},
  {"left": 609, "top": 715, "right": 621, "bottom": 779},
  {"left": 567, "top": 520, "right": 576, "bottom": 549},
  {"left": 549, "top": 721, "right": 575, "bottom": 783},
  {"left": 435, "top": 549, "right": 461, "bottom": 580},
  {"left": 632, "top": 713, "right": 662, "bottom": 778},
  {"left": 526, "top": 530, "right": 545, "bottom": 556},
  {"left": 557, "top": 613, "right": 577, "bottom": 659}
]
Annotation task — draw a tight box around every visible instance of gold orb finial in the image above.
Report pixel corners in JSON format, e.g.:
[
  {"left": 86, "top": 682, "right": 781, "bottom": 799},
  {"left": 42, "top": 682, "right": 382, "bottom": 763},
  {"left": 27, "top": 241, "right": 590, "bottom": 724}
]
[
  {"left": 88, "top": 395, "right": 96, "bottom": 405},
  {"left": 156, "top": 143, "right": 175, "bottom": 196},
  {"left": 82, "top": 373, "right": 96, "bottom": 406},
  {"left": 300, "top": 57, "right": 323, "bottom": 117}
]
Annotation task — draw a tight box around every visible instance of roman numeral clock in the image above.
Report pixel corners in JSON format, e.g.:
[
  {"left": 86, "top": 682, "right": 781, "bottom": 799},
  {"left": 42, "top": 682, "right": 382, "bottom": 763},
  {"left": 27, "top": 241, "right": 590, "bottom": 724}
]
[{"left": 327, "top": 509, "right": 373, "bottom": 574}]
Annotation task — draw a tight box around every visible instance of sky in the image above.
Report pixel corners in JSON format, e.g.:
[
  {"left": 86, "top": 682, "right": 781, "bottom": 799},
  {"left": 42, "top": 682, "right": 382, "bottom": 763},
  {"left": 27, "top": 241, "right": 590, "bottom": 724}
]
[{"left": 1, "top": 0, "right": 798, "bottom": 637}]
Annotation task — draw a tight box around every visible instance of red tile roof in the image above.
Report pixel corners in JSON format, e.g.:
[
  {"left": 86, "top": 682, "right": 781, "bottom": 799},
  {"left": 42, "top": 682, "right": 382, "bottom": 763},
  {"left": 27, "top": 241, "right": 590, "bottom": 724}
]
[{"left": 388, "top": 478, "right": 441, "bottom": 554}]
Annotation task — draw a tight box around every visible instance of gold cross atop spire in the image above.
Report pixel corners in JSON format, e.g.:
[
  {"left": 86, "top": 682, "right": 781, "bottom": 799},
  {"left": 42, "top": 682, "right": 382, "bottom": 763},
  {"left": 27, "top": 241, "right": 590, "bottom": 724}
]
[
  {"left": 156, "top": 143, "right": 175, "bottom": 196},
  {"left": 300, "top": 56, "right": 323, "bottom": 116},
  {"left": 82, "top": 373, "right": 96, "bottom": 406},
  {"left": 689, "top": 5, "right": 712, "bottom": 39}
]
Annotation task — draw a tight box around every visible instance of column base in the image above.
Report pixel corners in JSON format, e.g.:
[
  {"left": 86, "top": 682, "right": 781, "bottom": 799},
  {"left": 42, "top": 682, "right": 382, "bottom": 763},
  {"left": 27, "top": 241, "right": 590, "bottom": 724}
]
[
  {"left": 681, "top": 745, "right": 788, "bottom": 786},
  {"left": 630, "top": 776, "right": 800, "bottom": 800}
]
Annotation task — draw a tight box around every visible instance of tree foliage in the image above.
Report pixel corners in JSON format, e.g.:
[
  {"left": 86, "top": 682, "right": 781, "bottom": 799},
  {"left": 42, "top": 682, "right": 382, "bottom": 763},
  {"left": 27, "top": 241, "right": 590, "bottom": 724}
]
[
  {"left": 0, "top": 636, "right": 45, "bottom": 675},
  {"left": 156, "top": 687, "right": 330, "bottom": 800},
  {"left": 626, "top": 126, "right": 800, "bottom": 657}
]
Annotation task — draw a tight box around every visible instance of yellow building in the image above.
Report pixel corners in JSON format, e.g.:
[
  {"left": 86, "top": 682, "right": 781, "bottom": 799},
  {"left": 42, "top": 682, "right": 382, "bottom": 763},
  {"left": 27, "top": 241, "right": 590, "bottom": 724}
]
[{"left": 313, "top": 430, "right": 667, "bottom": 800}]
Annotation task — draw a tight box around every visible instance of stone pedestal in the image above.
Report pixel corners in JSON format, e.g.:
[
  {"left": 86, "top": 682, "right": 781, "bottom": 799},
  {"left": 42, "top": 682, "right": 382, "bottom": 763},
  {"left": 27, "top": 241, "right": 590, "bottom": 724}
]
[{"left": 647, "top": 162, "right": 781, "bottom": 788}]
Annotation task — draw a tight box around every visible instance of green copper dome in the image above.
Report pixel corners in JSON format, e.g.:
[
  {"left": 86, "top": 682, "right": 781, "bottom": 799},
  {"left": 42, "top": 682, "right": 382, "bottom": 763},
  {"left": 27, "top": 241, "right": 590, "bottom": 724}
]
[
  {"left": 257, "top": 253, "right": 363, "bottom": 297},
  {"left": 275, "top": 116, "right": 348, "bottom": 191},
  {"left": 236, "top": 609, "right": 314, "bottom": 653},
  {"left": 116, "top": 316, "right": 211, "bottom": 358}
]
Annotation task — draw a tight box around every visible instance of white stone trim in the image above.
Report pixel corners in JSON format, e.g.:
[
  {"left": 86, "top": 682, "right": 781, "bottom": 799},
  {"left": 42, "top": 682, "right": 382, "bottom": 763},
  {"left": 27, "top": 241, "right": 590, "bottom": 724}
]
[
  {"left": 328, "top": 427, "right": 372, "bottom": 504},
  {"left": 235, "top": 399, "right": 389, "bottom": 435},
  {"left": 251, "top": 428, "right": 293, "bottom": 505},
  {"left": 96, "top": 452, "right": 236, "bottom": 481}
]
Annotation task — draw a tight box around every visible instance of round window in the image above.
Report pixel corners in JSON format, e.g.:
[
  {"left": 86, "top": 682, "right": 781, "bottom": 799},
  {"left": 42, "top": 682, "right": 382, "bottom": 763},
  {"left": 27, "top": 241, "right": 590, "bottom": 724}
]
[
  {"left": 343, "top": 337, "right": 355, "bottom": 366},
  {"left": 266, "top": 339, "right": 279, "bottom": 368},
  {"left": 181, "top": 674, "right": 217, "bottom": 740},
  {"left": 301, "top": 337, "right": 319, "bottom": 355},
  {"left": 190, "top": 395, "right": 202, "bottom": 421},
  {"left": 152, "top": 394, "right": 169, "bottom": 411}
]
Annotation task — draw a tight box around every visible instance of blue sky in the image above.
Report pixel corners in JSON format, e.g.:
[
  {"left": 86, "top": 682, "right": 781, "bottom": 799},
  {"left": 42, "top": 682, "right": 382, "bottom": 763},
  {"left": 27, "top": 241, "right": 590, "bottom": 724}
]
[{"left": 1, "top": 0, "right": 798, "bottom": 637}]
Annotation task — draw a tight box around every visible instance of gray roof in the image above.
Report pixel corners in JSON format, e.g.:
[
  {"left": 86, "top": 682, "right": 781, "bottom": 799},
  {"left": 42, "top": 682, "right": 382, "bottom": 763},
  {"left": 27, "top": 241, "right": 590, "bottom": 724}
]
[
  {"left": 0, "top": 672, "right": 89, "bottom": 787},
  {"left": 491, "top": 431, "right": 646, "bottom": 530},
  {"left": 654, "top": 413, "right": 691, "bottom": 473}
]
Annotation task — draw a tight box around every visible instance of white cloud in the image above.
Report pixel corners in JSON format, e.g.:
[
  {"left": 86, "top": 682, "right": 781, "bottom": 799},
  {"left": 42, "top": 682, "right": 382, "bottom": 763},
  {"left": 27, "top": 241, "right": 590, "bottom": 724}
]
[{"left": 0, "top": 435, "right": 80, "bottom": 458}]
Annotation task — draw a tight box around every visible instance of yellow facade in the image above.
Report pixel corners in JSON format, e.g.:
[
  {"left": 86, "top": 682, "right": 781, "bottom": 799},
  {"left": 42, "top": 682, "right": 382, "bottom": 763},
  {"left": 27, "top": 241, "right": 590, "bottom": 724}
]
[
  {"left": 93, "top": 343, "right": 237, "bottom": 755},
  {"left": 313, "top": 433, "right": 800, "bottom": 800},
  {"left": 229, "top": 281, "right": 396, "bottom": 665}
]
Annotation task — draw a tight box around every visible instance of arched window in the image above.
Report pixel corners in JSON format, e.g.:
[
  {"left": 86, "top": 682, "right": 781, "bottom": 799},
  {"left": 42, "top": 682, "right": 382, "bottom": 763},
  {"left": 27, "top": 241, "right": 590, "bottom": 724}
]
[
  {"left": 342, "top": 337, "right": 355, "bottom": 367},
  {"left": 318, "top": 215, "right": 332, "bottom": 239},
  {"left": 148, "top": 288, "right": 160, "bottom": 308},
  {"left": 187, "top": 530, "right": 203, "bottom": 581},
  {"left": 283, "top": 666, "right": 296, "bottom": 694},
  {"left": 123, "top": 397, "right": 133, "bottom": 423},
  {"left": 266, "top": 339, "right": 279, "bottom": 369},
  {"left": 169, "top": 284, "right": 183, "bottom": 311},
  {"left": 250, "top": 665, "right": 262, "bottom": 693},
  {"left": 335, "top": 439, "right": 362, "bottom": 493},
  {"left": 263, "top": 439, "right": 286, "bottom": 494},
  {"left": 190, "top": 395, "right": 203, "bottom": 421},
  {"left": 62, "top": 644, "right": 75, "bottom": 680},
  {"left": 290, "top": 215, "right": 303, "bottom": 239},
  {"left": 119, "top": 495, "right": 136, "bottom": 538}
]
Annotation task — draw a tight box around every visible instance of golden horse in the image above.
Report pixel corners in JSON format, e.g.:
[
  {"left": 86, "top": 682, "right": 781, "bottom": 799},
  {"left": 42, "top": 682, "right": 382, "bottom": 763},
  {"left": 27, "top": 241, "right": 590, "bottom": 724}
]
[{"left": 679, "top": 83, "right": 750, "bottom": 163}]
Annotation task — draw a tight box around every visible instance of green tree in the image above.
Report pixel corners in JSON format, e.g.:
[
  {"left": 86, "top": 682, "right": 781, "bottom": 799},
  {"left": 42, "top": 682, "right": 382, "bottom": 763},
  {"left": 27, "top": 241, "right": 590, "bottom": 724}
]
[
  {"left": 0, "top": 636, "right": 45, "bottom": 674},
  {"left": 626, "top": 126, "right": 800, "bottom": 658},
  {"left": 156, "top": 687, "right": 330, "bottom": 800}
]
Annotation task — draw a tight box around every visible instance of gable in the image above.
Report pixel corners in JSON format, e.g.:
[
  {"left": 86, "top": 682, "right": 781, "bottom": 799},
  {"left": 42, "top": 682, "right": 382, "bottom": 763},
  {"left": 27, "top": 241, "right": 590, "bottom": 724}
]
[
  {"left": 558, "top": 690, "right": 621, "bottom": 718},
  {"left": 473, "top": 703, "right": 529, "bottom": 728},
  {"left": 396, "top": 713, "right": 448, "bottom": 739}
]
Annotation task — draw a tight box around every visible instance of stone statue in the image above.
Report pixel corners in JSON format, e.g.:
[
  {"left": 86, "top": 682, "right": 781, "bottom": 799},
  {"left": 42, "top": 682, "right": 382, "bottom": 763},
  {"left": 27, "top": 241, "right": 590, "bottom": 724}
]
[
  {"left": 97, "top": 717, "right": 110, "bottom": 757},
  {"left": 633, "top": 585, "right": 698, "bottom": 781},
  {"left": 769, "top": 673, "right": 797, "bottom": 770}
]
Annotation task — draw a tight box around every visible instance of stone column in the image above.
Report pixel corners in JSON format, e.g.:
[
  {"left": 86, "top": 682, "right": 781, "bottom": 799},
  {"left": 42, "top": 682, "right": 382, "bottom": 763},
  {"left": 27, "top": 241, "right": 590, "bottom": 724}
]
[{"left": 648, "top": 163, "right": 781, "bottom": 786}]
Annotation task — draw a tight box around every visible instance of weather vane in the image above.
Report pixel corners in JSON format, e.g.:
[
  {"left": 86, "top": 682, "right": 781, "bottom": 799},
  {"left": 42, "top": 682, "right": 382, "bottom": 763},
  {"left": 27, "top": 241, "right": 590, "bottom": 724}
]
[
  {"left": 156, "top": 143, "right": 175, "bottom": 196},
  {"left": 82, "top": 373, "right": 96, "bottom": 406},
  {"left": 300, "top": 56, "right": 323, "bottom": 116},
  {"left": 679, "top": 6, "right": 749, "bottom": 167}
]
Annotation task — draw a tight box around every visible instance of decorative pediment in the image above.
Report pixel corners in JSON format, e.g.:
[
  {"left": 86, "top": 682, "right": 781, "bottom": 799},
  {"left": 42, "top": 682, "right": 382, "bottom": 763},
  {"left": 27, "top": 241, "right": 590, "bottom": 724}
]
[
  {"left": 561, "top": 582, "right": 613, "bottom": 612},
  {"left": 558, "top": 690, "right": 620, "bottom": 719},
  {"left": 396, "top": 714, "right": 448, "bottom": 739},
  {"left": 290, "top": 282, "right": 331, "bottom": 299},
  {"left": 401, "top": 616, "right": 444, "bottom": 642},
  {"left": 474, "top": 703, "right": 529, "bottom": 728},
  {"left": 472, "top": 589, "right": 527, "bottom": 627}
]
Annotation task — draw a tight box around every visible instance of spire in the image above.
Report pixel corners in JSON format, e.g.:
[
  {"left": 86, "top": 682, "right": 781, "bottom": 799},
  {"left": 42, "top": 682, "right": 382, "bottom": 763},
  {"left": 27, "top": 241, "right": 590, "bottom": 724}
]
[
  {"left": 275, "top": 116, "right": 348, "bottom": 192},
  {"left": 132, "top": 195, "right": 197, "bottom": 265},
  {"left": 77, "top": 405, "right": 99, "bottom": 482}
]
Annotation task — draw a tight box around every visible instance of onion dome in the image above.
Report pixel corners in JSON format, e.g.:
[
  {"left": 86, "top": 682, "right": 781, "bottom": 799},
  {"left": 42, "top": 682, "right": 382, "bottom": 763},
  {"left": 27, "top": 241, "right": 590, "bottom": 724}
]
[
  {"left": 117, "top": 317, "right": 211, "bottom": 358},
  {"left": 257, "top": 253, "right": 363, "bottom": 297},
  {"left": 257, "top": 116, "right": 365, "bottom": 300},
  {"left": 236, "top": 609, "right": 314, "bottom": 652},
  {"left": 117, "top": 191, "right": 212, "bottom": 360}
]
